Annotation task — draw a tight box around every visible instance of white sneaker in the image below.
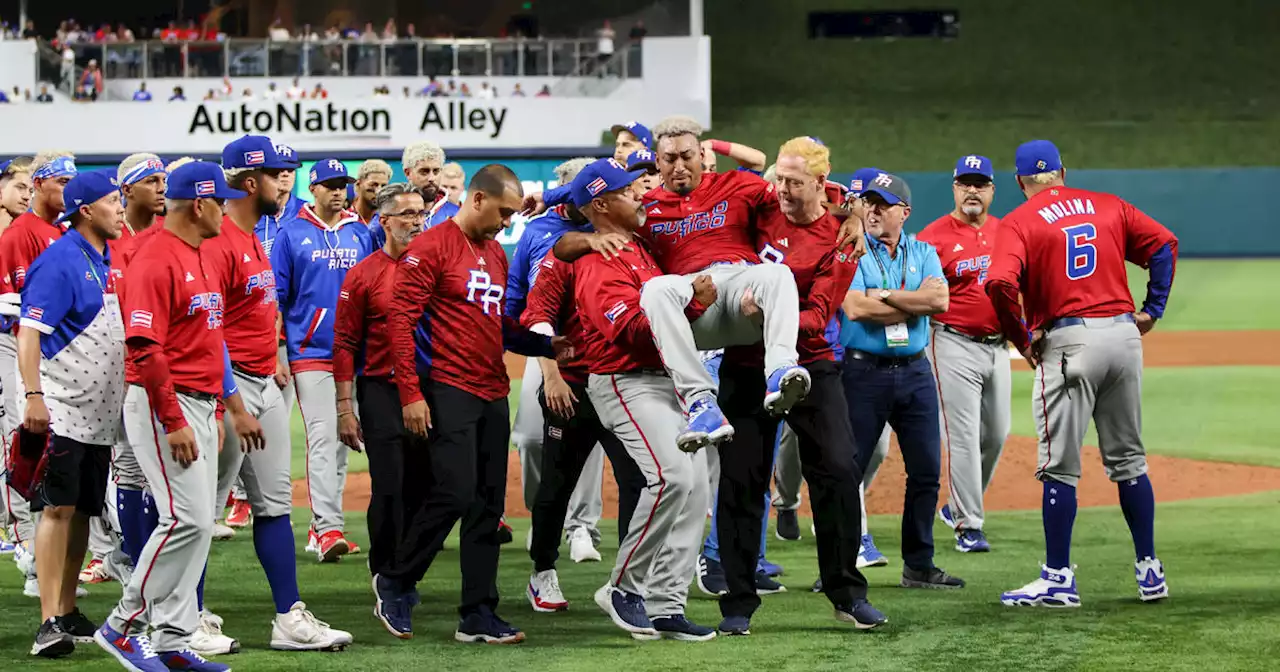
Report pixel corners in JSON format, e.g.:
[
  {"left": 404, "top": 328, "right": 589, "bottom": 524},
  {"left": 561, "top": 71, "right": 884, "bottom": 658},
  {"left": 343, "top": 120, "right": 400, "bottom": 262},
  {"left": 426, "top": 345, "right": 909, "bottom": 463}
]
[
  {"left": 271, "top": 601, "right": 353, "bottom": 651},
  {"left": 23, "top": 578, "right": 87, "bottom": 598},
  {"left": 192, "top": 609, "right": 240, "bottom": 655},
  {"left": 527, "top": 569, "right": 569, "bottom": 612},
  {"left": 568, "top": 527, "right": 600, "bottom": 563},
  {"left": 14, "top": 541, "right": 35, "bottom": 576},
  {"left": 1136, "top": 557, "right": 1168, "bottom": 602},
  {"left": 211, "top": 523, "right": 236, "bottom": 541},
  {"left": 1000, "top": 565, "right": 1081, "bottom": 608}
]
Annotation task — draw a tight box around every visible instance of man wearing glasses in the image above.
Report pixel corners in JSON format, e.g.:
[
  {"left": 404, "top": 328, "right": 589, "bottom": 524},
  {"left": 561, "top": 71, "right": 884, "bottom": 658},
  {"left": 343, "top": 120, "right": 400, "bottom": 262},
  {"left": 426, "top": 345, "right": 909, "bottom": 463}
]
[
  {"left": 918, "top": 156, "right": 1010, "bottom": 555},
  {"left": 838, "top": 172, "right": 966, "bottom": 591}
]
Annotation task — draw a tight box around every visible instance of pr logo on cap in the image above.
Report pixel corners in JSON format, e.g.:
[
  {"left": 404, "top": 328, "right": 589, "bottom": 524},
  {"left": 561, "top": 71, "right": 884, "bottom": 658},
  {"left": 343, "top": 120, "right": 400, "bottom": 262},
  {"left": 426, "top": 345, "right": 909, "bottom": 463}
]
[
  {"left": 195, "top": 180, "right": 216, "bottom": 196},
  {"left": 874, "top": 173, "right": 893, "bottom": 188},
  {"left": 327, "top": 159, "right": 344, "bottom": 171},
  {"left": 965, "top": 156, "right": 983, "bottom": 169},
  {"left": 635, "top": 150, "right": 653, "bottom": 161},
  {"left": 587, "top": 177, "right": 608, "bottom": 196},
  {"left": 1037, "top": 160, "right": 1047, "bottom": 170},
  {"left": 244, "top": 151, "right": 265, "bottom": 166}
]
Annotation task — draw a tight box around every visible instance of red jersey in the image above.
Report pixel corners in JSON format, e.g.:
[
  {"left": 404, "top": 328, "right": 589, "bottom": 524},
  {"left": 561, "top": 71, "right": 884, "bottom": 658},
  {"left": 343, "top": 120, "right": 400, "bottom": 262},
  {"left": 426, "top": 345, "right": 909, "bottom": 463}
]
[
  {"left": 756, "top": 204, "right": 858, "bottom": 363},
  {"left": 918, "top": 214, "right": 1002, "bottom": 336},
  {"left": 986, "top": 187, "right": 1177, "bottom": 348},
  {"left": 114, "top": 222, "right": 164, "bottom": 384},
  {"left": 334, "top": 251, "right": 398, "bottom": 382},
  {"left": 521, "top": 252, "right": 587, "bottom": 384},
  {"left": 122, "top": 228, "right": 227, "bottom": 395},
  {"left": 390, "top": 220, "right": 512, "bottom": 404},
  {"left": 107, "top": 223, "right": 135, "bottom": 287},
  {"left": 205, "top": 217, "right": 278, "bottom": 376},
  {"left": 641, "top": 170, "right": 774, "bottom": 275},
  {"left": 575, "top": 244, "right": 690, "bottom": 374},
  {"left": 0, "top": 211, "right": 63, "bottom": 333}
]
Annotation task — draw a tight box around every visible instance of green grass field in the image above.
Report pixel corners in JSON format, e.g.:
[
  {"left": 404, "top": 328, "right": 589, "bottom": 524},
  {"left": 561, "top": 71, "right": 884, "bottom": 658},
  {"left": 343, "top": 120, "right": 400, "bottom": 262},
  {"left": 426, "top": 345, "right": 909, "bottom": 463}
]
[{"left": 1, "top": 260, "right": 1277, "bottom": 670}]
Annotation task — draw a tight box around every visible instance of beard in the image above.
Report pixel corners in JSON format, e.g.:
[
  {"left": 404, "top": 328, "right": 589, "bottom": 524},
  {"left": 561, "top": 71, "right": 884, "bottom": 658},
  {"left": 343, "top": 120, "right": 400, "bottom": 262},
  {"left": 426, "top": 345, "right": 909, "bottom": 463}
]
[
  {"left": 419, "top": 183, "right": 440, "bottom": 202},
  {"left": 961, "top": 202, "right": 984, "bottom": 217},
  {"left": 259, "top": 191, "right": 281, "bottom": 217}
]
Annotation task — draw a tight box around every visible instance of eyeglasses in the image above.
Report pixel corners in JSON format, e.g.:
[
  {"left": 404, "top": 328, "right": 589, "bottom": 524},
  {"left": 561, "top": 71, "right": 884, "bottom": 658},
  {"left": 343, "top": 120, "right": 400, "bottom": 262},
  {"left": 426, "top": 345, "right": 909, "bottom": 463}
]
[
  {"left": 954, "top": 180, "right": 993, "bottom": 191},
  {"left": 385, "top": 210, "right": 427, "bottom": 220}
]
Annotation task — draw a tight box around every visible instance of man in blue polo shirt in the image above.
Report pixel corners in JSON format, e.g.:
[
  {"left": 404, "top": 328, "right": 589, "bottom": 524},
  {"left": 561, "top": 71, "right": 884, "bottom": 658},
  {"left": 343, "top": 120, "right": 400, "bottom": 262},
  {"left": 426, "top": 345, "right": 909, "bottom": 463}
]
[{"left": 839, "top": 172, "right": 965, "bottom": 591}]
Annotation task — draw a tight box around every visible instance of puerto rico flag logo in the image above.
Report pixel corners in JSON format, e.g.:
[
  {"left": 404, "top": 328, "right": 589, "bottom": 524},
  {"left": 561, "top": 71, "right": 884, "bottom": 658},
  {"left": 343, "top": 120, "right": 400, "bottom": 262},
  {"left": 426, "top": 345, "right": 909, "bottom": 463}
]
[
  {"left": 587, "top": 177, "right": 609, "bottom": 196},
  {"left": 25, "top": 307, "right": 43, "bottom": 320},
  {"left": 244, "top": 150, "right": 266, "bottom": 166},
  {"left": 195, "top": 180, "right": 216, "bottom": 196},
  {"left": 604, "top": 300, "right": 628, "bottom": 323},
  {"left": 130, "top": 310, "right": 153, "bottom": 328}
]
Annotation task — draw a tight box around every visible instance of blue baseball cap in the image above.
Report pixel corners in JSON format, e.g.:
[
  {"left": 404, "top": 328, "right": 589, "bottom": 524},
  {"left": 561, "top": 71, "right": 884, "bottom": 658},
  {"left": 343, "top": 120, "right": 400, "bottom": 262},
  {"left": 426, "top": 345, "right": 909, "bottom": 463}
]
[
  {"left": 54, "top": 170, "right": 120, "bottom": 224},
  {"left": 953, "top": 155, "right": 994, "bottom": 181},
  {"left": 571, "top": 158, "right": 646, "bottom": 208},
  {"left": 848, "top": 167, "right": 884, "bottom": 197},
  {"left": 1015, "top": 140, "right": 1063, "bottom": 176},
  {"left": 309, "top": 159, "right": 356, "bottom": 186},
  {"left": 221, "top": 135, "right": 296, "bottom": 170},
  {"left": 626, "top": 148, "right": 657, "bottom": 174},
  {"left": 0, "top": 159, "right": 11, "bottom": 174},
  {"left": 273, "top": 142, "right": 301, "bottom": 169},
  {"left": 33, "top": 156, "right": 77, "bottom": 181},
  {"left": 167, "top": 161, "right": 247, "bottom": 200},
  {"left": 610, "top": 121, "right": 653, "bottom": 149},
  {"left": 345, "top": 183, "right": 356, "bottom": 203},
  {"left": 861, "top": 171, "right": 912, "bottom": 207}
]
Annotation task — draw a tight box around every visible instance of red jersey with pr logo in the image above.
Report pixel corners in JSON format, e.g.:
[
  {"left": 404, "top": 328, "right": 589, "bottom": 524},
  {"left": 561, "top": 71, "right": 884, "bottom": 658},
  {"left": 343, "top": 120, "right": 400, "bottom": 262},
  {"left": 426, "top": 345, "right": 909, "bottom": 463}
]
[
  {"left": 918, "top": 214, "right": 1002, "bottom": 336},
  {"left": 334, "top": 250, "right": 398, "bottom": 382},
  {"left": 574, "top": 245, "right": 667, "bottom": 374},
  {"left": 521, "top": 252, "right": 587, "bottom": 384},
  {"left": 987, "top": 187, "right": 1176, "bottom": 334},
  {"left": 390, "top": 219, "right": 511, "bottom": 404},
  {"left": 122, "top": 228, "right": 227, "bottom": 395},
  {"left": 755, "top": 203, "right": 858, "bottom": 363},
  {"left": 641, "top": 170, "right": 774, "bottom": 275},
  {"left": 205, "top": 216, "right": 278, "bottom": 376}
]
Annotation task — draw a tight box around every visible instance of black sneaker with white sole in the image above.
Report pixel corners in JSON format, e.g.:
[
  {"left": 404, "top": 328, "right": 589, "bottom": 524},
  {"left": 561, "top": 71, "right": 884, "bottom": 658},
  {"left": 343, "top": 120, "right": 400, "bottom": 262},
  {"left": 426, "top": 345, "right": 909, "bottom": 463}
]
[
  {"left": 901, "top": 566, "right": 966, "bottom": 590},
  {"left": 835, "top": 600, "right": 888, "bottom": 630},
  {"left": 696, "top": 554, "right": 728, "bottom": 596},
  {"left": 775, "top": 509, "right": 801, "bottom": 541},
  {"left": 754, "top": 572, "right": 787, "bottom": 595},
  {"left": 32, "top": 618, "right": 74, "bottom": 658},
  {"left": 57, "top": 608, "right": 99, "bottom": 643}
]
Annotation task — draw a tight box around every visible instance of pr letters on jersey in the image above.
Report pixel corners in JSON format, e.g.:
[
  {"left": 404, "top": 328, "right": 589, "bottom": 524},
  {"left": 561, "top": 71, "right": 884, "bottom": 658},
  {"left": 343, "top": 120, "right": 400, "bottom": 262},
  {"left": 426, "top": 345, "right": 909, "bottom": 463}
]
[
  {"left": 466, "top": 269, "right": 504, "bottom": 315},
  {"left": 649, "top": 200, "right": 729, "bottom": 238}
]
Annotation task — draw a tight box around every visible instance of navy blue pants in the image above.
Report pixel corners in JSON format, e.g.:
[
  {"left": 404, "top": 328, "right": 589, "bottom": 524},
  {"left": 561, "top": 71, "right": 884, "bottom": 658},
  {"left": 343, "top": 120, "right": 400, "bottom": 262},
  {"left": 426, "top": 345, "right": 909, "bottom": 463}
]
[{"left": 842, "top": 353, "right": 941, "bottom": 572}]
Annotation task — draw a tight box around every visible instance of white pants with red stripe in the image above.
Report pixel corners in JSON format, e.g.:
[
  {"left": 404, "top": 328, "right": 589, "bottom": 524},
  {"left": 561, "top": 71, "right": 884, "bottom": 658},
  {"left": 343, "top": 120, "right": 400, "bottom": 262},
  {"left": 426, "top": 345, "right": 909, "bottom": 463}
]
[
  {"left": 294, "top": 369, "right": 351, "bottom": 536},
  {"left": 588, "top": 371, "right": 709, "bottom": 618},
  {"left": 108, "top": 386, "right": 218, "bottom": 653}
]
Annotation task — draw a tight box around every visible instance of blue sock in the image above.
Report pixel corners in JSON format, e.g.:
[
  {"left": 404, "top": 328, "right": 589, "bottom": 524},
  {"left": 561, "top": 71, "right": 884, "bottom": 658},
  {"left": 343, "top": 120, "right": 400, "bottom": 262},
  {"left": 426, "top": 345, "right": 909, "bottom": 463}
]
[
  {"left": 1042, "top": 479, "right": 1077, "bottom": 570},
  {"left": 703, "top": 490, "right": 720, "bottom": 562},
  {"left": 140, "top": 491, "right": 159, "bottom": 550},
  {"left": 254, "top": 515, "right": 302, "bottom": 613},
  {"left": 117, "top": 488, "right": 146, "bottom": 564},
  {"left": 755, "top": 492, "right": 770, "bottom": 571},
  {"left": 1117, "top": 474, "right": 1156, "bottom": 560},
  {"left": 197, "top": 563, "right": 206, "bottom": 612}
]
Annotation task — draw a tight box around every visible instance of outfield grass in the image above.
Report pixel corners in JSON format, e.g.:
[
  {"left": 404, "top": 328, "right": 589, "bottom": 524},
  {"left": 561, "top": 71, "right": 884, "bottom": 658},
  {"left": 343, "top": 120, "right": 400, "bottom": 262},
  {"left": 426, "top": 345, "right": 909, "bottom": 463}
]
[
  {"left": 4, "top": 495, "right": 1280, "bottom": 671},
  {"left": 1124, "top": 259, "right": 1280, "bottom": 332}
]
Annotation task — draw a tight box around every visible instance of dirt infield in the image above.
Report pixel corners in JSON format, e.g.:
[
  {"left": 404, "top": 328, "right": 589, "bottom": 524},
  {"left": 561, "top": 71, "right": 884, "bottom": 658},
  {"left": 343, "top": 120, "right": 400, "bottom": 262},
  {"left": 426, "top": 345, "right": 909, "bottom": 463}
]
[{"left": 294, "top": 329, "right": 1280, "bottom": 514}]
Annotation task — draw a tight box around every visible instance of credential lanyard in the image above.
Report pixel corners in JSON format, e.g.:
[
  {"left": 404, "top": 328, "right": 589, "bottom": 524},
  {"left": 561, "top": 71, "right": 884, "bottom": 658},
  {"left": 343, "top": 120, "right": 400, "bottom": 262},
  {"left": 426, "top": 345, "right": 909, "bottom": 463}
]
[
  {"left": 870, "top": 235, "right": 908, "bottom": 291},
  {"left": 80, "top": 249, "right": 106, "bottom": 291}
]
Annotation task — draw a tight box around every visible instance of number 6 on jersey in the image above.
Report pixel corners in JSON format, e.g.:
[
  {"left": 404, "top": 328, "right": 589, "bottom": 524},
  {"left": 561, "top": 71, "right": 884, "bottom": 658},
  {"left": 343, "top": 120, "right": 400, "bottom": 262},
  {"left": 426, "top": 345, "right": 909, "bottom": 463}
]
[{"left": 1062, "top": 223, "right": 1097, "bottom": 280}]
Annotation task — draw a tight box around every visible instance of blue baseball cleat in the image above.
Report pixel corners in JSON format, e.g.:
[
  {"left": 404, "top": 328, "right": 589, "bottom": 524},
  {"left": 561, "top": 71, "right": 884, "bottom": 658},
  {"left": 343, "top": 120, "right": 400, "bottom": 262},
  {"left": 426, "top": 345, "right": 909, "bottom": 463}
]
[
  {"left": 857, "top": 533, "right": 888, "bottom": 568},
  {"left": 763, "top": 366, "right": 811, "bottom": 415},
  {"left": 938, "top": 504, "right": 956, "bottom": 530},
  {"left": 1136, "top": 557, "right": 1168, "bottom": 602},
  {"left": 955, "top": 529, "right": 991, "bottom": 553},
  {"left": 157, "top": 649, "right": 230, "bottom": 671},
  {"left": 652, "top": 614, "right": 716, "bottom": 642},
  {"left": 94, "top": 624, "right": 169, "bottom": 671},
  {"left": 1001, "top": 565, "right": 1081, "bottom": 608},
  {"left": 677, "top": 398, "right": 734, "bottom": 453},
  {"left": 594, "top": 585, "right": 658, "bottom": 640}
]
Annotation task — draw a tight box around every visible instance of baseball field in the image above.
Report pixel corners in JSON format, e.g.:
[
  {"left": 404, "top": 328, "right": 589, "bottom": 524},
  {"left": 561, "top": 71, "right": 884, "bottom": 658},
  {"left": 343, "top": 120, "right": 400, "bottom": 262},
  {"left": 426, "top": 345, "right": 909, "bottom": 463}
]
[{"left": 2, "top": 258, "right": 1278, "bottom": 670}]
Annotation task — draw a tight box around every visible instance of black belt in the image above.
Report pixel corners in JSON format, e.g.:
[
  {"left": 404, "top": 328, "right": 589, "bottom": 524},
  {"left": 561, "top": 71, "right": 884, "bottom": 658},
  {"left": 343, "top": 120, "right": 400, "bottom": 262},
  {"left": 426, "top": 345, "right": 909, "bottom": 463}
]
[
  {"left": 846, "top": 349, "right": 924, "bottom": 368},
  {"left": 175, "top": 386, "right": 218, "bottom": 402},
  {"left": 231, "top": 364, "right": 271, "bottom": 380},
  {"left": 1047, "top": 313, "right": 1135, "bottom": 332},
  {"left": 609, "top": 368, "right": 669, "bottom": 377},
  {"left": 938, "top": 323, "right": 1005, "bottom": 346}
]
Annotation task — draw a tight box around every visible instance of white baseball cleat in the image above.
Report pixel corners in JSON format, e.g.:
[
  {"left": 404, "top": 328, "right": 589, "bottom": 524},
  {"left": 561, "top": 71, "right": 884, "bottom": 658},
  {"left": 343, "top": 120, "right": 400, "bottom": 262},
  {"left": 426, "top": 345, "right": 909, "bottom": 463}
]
[
  {"left": 568, "top": 527, "right": 601, "bottom": 563},
  {"left": 192, "top": 609, "right": 240, "bottom": 655},
  {"left": 763, "top": 366, "right": 811, "bottom": 416},
  {"left": 271, "top": 601, "right": 353, "bottom": 651},
  {"left": 211, "top": 523, "right": 236, "bottom": 541},
  {"left": 24, "top": 578, "right": 88, "bottom": 598},
  {"left": 1136, "top": 557, "right": 1168, "bottom": 602},
  {"left": 1001, "top": 565, "right": 1081, "bottom": 608}
]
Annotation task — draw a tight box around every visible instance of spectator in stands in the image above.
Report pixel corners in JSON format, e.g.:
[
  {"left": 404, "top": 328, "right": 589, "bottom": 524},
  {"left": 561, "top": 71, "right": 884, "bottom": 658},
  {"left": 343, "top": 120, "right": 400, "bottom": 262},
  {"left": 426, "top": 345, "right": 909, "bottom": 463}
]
[
  {"left": 382, "top": 19, "right": 398, "bottom": 41},
  {"left": 59, "top": 45, "right": 74, "bottom": 88},
  {"left": 287, "top": 78, "right": 305, "bottom": 99},
  {"left": 536, "top": 84, "right": 551, "bottom": 97},
  {"left": 445, "top": 80, "right": 458, "bottom": 96},
  {"left": 35, "top": 86, "right": 53, "bottom": 103},
  {"left": 477, "top": 82, "right": 496, "bottom": 99},
  {"left": 299, "top": 23, "right": 319, "bottom": 41},
  {"left": 419, "top": 77, "right": 441, "bottom": 97},
  {"left": 8, "top": 87, "right": 23, "bottom": 104},
  {"left": 630, "top": 20, "right": 648, "bottom": 41},
  {"left": 402, "top": 86, "right": 412, "bottom": 98},
  {"left": 373, "top": 85, "right": 390, "bottom": 99},
  {"left": 324, "top": 25, "right": 341, "bottom": 41},
  {"left": 597, "top": 20, "right": 616, "bottom": 66},
  {"left": 269, "top": 18, "right": 291, "bottom": 41},
  {"left": 510, "top": 83, "right": 526, "bottom": 97},
  {"left": 182, "top": 19, "right": 201, "bottom": 41},
  {"left": 23, "top": 20, "right": 38, "bottom": 39},
  {"left": 160, "top": 21, "right": 181, "bottom": 42},
  {"left": 169, "top": 85, "right": 186, "bottom": 101},
  {"left": 204, "top": 88, "right": 218, "bottom": 101},
  {"left": 264, "top": 82, "right": 282, "bottom": 100},
  {"left": 79, "top": 60, "right": 103, "bottom": 99},
  {"left": 241, "top": 87, "right": 255, "bottom": 101},
  {"left": 459, "top": 82, "right": 472, "bottom": 97},
  {"left": 440, "top": 163, "right": 466, "bottom": 206},
  {"left": 312, "top": 82, "right": 329, "bottom": 99},
  {"left": 132, "top": 82, "right": 152, "bottom": 101}
]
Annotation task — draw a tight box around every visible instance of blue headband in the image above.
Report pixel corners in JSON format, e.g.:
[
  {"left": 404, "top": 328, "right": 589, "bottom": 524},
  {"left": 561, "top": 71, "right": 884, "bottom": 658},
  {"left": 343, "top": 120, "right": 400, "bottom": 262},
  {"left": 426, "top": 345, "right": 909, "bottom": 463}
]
[
  {"left": 121, "top": 158, "right": 166, "bottom": 186},
  {"left": 33, "top": 156, "right": 77, "bottom": 180}
]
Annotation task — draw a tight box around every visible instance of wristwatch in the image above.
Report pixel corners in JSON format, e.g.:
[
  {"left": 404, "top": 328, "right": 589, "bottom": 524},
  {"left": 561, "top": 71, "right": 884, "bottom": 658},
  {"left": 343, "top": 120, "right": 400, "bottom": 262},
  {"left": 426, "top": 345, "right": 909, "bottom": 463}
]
[{"left": 879, "top": 289, "right": 892, "bottom": 301}]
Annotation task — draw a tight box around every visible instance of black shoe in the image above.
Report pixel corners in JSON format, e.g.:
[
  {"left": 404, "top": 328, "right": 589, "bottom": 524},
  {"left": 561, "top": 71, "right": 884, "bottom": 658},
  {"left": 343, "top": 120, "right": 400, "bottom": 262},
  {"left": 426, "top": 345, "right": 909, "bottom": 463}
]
[
  {"left": 901, "top": 566, "right": 966, "bottom": 590},
  {"left": 775, "top": 509, "right": 801, "bottom": 541},
  {"left": 31, "top": 618, "right": 74, "bottom": 658},
  {"left": 754, "top": 572, "right": 787, "bottom": 595},
  {"left": 835, "top": 599, "right": 888, "bottom": 630},
  {"left": 811, "top": 577, "right": 824, "bottom": 593},
  {"left": 696, "top": 554, "right": 728, "bottom": 596},
  {"left": 717, "top": 615, "right": 751, "bottom": 636},
  {"left": 57, "top": 608, "right": 97, "bottom": 643}
]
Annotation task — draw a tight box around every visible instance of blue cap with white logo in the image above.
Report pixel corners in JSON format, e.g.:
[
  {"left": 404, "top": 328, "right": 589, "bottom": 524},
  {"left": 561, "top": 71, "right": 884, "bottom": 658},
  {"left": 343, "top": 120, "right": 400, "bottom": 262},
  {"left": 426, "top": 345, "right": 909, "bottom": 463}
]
[
  {"left": 55, "top": 170, "right": 120, "bottom": 224},
  {"left": 626, "top": 149, "right": 657, "bottom": 174},
  {"left": 222, "top": 135, "right": 296, "bottom": 170},
  {"left": 309, "top": 159, "right": 356, "bottom": 186},
  {"left": 1015, "top": 140, "right": 1063, "bottom": 176},
  {"left": 570, "top": 158, "right": 646, "bottom": 208},
  {"left": 610, "top": 121, "right": 653, "bottom": 149},
  {"left": 167, "top": 161, "right": 247, "bottom": 200},
  {"left": 953, "top": 155, "right": 994, "bottom": 181},
  {"left": 848, "top": 167, "right": 884, "bottom": 197},
  {"left": 273, "top": 142, "right": 301, "bottom": 169}
]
